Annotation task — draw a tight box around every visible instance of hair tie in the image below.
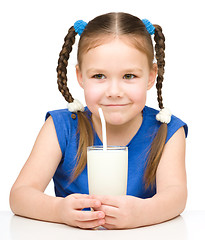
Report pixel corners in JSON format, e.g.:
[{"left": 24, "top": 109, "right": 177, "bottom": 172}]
[
  {"left": 74, "top": 20, "right": 87, "bottom": 36},
  {"left": 67, "top": 99, "right": 84, "bottom": 113},
  {"left": 142, "top": 19, "right": 155, "bottom": 35},
  {"left": 156, "top": 108, "right": 172, "bottom": 124}
]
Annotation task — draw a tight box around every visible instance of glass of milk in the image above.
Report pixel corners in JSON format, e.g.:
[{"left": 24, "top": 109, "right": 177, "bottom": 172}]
[{"left": 87, "top": 146, "right": 128, "bottom": 196}]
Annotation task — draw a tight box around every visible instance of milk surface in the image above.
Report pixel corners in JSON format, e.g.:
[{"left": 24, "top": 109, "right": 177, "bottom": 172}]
[{"left": 87, "top": 147, "right": 128, "bottom": 195}]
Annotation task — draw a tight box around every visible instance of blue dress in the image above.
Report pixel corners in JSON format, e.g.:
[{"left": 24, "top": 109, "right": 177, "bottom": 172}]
[{"left": 45, "top": 106, "right": 188, "bottom": 199}]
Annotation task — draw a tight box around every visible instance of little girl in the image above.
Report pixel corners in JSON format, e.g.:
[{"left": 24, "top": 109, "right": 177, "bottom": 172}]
[{"left": 10, "top": 12, "right": 188, "bottom": 230}]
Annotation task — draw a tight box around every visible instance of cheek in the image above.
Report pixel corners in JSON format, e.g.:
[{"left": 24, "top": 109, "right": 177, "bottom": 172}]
[
  {"left": 128, "top": 84, "right": 147, "bottom": 102},
  {"left": 84, "top": 84, "right": 102, "bottom": 106}
]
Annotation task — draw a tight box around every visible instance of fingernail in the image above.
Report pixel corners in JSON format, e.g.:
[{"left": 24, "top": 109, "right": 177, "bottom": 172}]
[{"left": 95, "top": 200, "right": 100, "bottom": 206}]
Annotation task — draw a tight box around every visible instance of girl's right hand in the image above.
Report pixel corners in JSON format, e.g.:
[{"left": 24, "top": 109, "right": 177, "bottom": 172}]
[{"left": 58, "top": 194, "right": 105, "bottom": 229}]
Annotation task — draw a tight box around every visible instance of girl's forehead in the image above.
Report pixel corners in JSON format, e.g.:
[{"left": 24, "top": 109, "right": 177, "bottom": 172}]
[
  {"left": 85, "top": 37, "right": 142, "bottom": 56},
  {"left": 78, "top": 34, "right": 153, "bottom": 69},
  {"left": 84, "top": 35, "right": 142, "bottom": 52},
  {"left": 80, "top": 38, "right": 150, "bottom": 72}
]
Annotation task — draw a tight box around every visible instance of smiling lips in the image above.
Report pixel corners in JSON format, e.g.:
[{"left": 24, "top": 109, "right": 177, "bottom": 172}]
[{"left": 101, "top": 103, "right": 130, "bottom": 107}]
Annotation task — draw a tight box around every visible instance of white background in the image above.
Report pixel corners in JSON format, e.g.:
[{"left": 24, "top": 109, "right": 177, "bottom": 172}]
[{"left": 0, "top": 0, "right": 204, "bottom": 211}]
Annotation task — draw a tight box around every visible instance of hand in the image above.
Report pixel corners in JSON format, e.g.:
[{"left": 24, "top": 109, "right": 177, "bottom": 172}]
[
  {"left": 58, "top": 194, "right": 105, "bottom": 229},
  {"left": 92, "top": 195, "right": 145, "bottom": 229}
]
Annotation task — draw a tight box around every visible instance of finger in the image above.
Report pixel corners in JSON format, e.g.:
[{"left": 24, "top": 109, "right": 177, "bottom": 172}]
[
  {"left": 75, "top": 210, "right": 105, "bottom": 222},
  {"left": 73, "top": 198, "right": 101, "bottom": 210},
  {"left": 92, "top": 195, "right": 119, "bottom": 207},
  {"left": 92, "top": 206, "right": 102, "bottom": 211},
  {"left": 72, "top": 194, "right": 92, "bottom": 199},
  {"left": 93, "top": 205, "right": 118, "bottom": 217},
  {"left": 104, "top": 215, "right": 116, "bottom": 225},
  {"left": 76, "top": 218, "right": 106, "bottom": 229},
  {"left": 102, "top": 222, "right": 116, "bottom": 230}
]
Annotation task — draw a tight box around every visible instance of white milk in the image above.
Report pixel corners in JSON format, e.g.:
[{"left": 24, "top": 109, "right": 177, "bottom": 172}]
[{"left": 87, "top": 146, "right": 128, "bottom": 195}]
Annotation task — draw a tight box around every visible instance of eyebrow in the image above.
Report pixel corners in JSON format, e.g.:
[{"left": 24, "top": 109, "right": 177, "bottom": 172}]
[
  {"left": 86, "top": 68, "right": 106, "bottom": 74},
  {"left": 86, "top": 67, "right": 143, "bottom": 74},
  {"left": 123, "top": 68, "right": 143, "bottom": 73}
]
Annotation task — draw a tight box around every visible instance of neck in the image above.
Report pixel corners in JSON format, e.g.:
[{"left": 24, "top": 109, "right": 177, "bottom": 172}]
[{"left": 92, "top": 112, "right": 143, "bottom": 146}]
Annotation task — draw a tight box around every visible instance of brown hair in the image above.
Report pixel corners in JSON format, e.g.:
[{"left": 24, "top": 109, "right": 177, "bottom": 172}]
[{"left": 56, "top": 12, "right": 167, "bottom": 188}]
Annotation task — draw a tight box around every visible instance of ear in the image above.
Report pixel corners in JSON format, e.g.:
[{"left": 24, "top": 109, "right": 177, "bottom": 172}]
[
  {"left": 76, "top": 65, "right": 84, "bottom": 89},
  {"left": 147, "top": 63, "right": 158, "bottom": 90}
]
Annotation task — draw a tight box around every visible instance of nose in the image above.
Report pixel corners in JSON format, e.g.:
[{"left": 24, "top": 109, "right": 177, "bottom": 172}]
[{"left": 106, "top": 79, "right": 123, "bottom": 98}]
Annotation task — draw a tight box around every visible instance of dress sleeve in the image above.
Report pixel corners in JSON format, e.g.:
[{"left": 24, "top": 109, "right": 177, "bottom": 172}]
[
  {"left": 45, "top": 110, "right": 69, "bottom": 157},
  {"left": 165, "top": 115, "right": 188, "bottom": 144}
]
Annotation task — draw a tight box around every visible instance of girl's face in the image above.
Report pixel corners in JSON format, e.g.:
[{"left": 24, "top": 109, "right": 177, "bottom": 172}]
[{"left": 76, "top": 37, "right": 157, "bottom": 127}]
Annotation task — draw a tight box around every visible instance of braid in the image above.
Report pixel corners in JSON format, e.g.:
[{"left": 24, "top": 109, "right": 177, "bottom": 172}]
[
  {"left": 153, "top": 25, "right": 165, "bottom": 109},
  {"left": 56, "top": 26, "right": 94, "bottom": 183},
  {"left": 56, "top": 26, "right": 77, "bottom": 103},
  {"left": 144, "top": 24, "right": 167, "bottom": 189}
]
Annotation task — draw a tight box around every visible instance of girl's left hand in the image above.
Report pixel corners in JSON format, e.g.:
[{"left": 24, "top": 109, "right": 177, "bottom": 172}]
[{"left": 92, "top": 195, "right": 145, "bottom": 229}]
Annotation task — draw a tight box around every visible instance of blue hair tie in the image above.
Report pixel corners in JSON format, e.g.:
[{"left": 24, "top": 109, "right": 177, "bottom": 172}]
[
  {"left": 74, "top": 20, "right": 87, "bottom": 36},
  {"left": 142, "top": 19, "right": 155, "bottom": 35}
]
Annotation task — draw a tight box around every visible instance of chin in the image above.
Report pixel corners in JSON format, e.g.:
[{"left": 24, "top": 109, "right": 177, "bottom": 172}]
[{"left": 106, "top": 117, "right": 126, "bottom": 126}]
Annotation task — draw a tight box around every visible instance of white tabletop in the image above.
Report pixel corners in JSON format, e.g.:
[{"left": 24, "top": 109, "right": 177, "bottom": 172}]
[{"left": 1, "top": 210, "right": 205, "bottom": 240}]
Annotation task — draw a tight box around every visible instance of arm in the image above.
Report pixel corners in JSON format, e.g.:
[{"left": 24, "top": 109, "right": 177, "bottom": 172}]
[
  {"left": 10, "top": 116, "right": 105, "bottom": 228},
  {"left": 142, "top": 126, "right": 187, "bottom": 225},
  {"left": 10, "top": 116, "right": 63, "bottom": 222},
  {"left": 93, "top": 127, "right": 187, "bottom": 229}
]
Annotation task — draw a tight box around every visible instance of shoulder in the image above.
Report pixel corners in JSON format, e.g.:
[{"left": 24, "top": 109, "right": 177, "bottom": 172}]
[
  {"left": 45, "top": 109, "right": 78, "bottom": 156},
  {"left": 46, "top": 108, "right": 75, "bottom": 121},
  {"left": 144, "top": 106, "right": 188, "bottom": 143},
  {"left": 45, "top": 108, "right": 78, "bottom": 129}
]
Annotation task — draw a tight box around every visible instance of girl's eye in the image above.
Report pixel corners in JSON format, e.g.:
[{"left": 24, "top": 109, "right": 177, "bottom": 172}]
[
  {"left": 92, "top": 74, "right": 106, "bottom": 79},
  {"left": 123, "top": 74, "right": 137, "bottom": 79}
]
